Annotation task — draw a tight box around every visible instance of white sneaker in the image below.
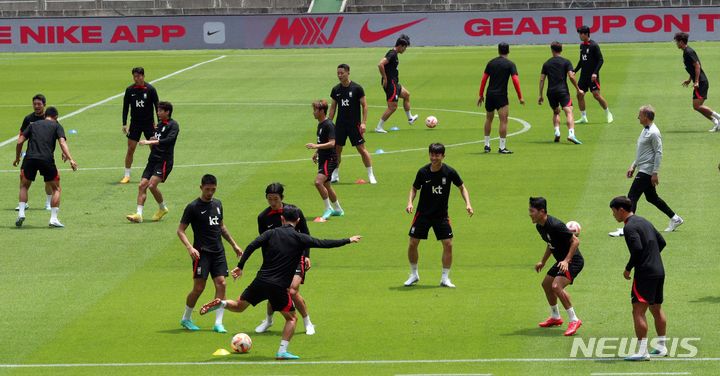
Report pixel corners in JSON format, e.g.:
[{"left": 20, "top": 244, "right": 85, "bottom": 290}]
[
  {"left": 649, "top": 347, "right": 668, "bottom": 357},
  {"left": 45, "top": 204, "right": 52, "bottom": 211},
  {"left": 305, "top": 323, "right": 315, "bottom": 335},
  {"left": 404, "top": 274, "right": 419, "bottom": 286},
  {"left": 577, "top": 116, "right": 589, "bottom": 124},
  {"left": 331, "top": 170, "right": 339, "bottom": 183},
  {"left": 49, "top": 219, "right": 64, "bottom": 228},
  {"left": 609, "top": 228, "right": 624, "bottom": 237},
  {"left": 255, "top": 319, "right": 273, "bottom": 333},
  {"left": 709, "top": 119, "right": 720, "bottom": 132},
  {"left": 368, "top": 175, "right": 377, "bottom": 184},
  {"left": 664, "top": 215, "right": 683, "bottom": 232},
  {"left": 607, "top": 112, "right": 614, "bottom": 123},
  {"left": 624, "top": 352, "right": 650, "bottom": 361},
  {"left": 408, "top": 114, "right": 419, "bottom": 125},
  {"left": 440, "top": 279, "right": 456, "bottom": 288},
  {"left": 374, "top": 126, "right": 388, "bottom": 134}
]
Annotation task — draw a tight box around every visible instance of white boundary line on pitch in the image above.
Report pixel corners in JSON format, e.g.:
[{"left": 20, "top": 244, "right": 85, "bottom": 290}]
[
  {"left": 396, "top": 374, "right": 493, "bottom": 376},
  {"left": 1, "top": 358, "right": 719, "bottom": 368},
  {"left": 591, "top": 373, "right": 691, "bottom": 375},
  {"left": 0, "top": 106, "right": 531, "bottom": 174},
  {"left": 0, "top": 55, "right": 227, "bottom": 149}
]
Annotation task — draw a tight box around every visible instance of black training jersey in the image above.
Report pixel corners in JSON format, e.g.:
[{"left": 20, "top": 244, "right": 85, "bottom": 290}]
[
  {"left": 257, "top": 203, "right": 311, "bottom": 257},
  {"left": 122, "top": 83, "right": 159, "bottom": 126},
  {"left": 331, "top": 81, "right": 365, "bottom": 126},
  {"left": 623, "top": 215, "right": 666, "bottom": 279},
  {"left": 316, "top": 119, "right": 337, "bottom": 159},
  {"left": 148, "top": 119, "right": 179, "bottom": 162},
  {"left": 536, "top": 215, "right": 583, "bottom": 263},
  {"left": 541, "top": 56, "right": 574, "bottom": 95},
  {"left": 238, "top": 225, "right": 350, "bottom": 288},
  {"left": 180, "top": 198, "right": 224, "bottom": 254},
  {"left": 413, "top": 163, "right": 463, "bottom": 218},
  {"left": 575, "top": 40, "right": 604, "bottom": 78},
  {"left": 22, "top": 119, "right": 65, "bottom": 162},
  {"left": 484, "top": 56, "right": 518, "bottom": 97},
  {"left": 20, "top": 112, "right": 45, "bottom": 133},
  {"left": 682, "top": 46, "right": 708, "bottom": 83},
  {"left": 384, "top": 49, "right": 400, "bottom": 82}
]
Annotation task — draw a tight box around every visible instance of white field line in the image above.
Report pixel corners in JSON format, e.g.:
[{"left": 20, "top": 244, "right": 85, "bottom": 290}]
[
  {"left": 0, "top": 55, "right": 227, "bottom": 149},
  {"left": 0, "top": 106, "right": 531, "bottom": 174},
  {"left": 591, "top": 373, "right": 692, "bottom": 375},
  {"left": 0, "top": 358, "right": 717, "bottom": 368}
]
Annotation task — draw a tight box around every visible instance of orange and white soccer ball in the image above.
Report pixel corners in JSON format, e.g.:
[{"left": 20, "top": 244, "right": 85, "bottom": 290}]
[
  {"left": 231, "top": 333, "right": 252, "bottom": 353},
  {"left": 425, "top": 115, "right": 438, "bottom": 128},
  {"left": 566, "top": 221, "right": 582, "bottom": 235}
]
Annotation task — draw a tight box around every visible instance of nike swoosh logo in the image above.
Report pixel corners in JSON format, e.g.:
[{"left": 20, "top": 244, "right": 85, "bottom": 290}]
[
  {"left": 425, "top": 180, "right": 431, "bottom": 183},
  {"left": 207, "top": 30, "right": 222, "bottom": 36},
  {"left": 201, "top": 210, "right": 207, "bottom": 214},
  {"left": 359, "top": 18, "right": 426, "bottom": 43}
]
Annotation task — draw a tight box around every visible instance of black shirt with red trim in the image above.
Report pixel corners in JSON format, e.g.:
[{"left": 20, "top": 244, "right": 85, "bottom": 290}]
[
  {"left": 535, "top": 215, "right": 583, "bottom": 263},
  {"left": 413, "top": 163, "right": 463, "bottom": 218},
  {"left": 384, "top": 49, "right": 400, "bottom": 82},
  {"left": 122, "top": 83, "right": 159, "bottom": 125},
  {"left": 22, "top": 119, "right": 65, "bottom": 162},
  {"left": 575, "top": 40, "right": 604, "bottom": 79},
  {"left": 180, "top": 198, "right": 224, "bottom": 254},
  {"left": 20, "top": 112, "right": 45, "bottom": 133},
  {"left": 331, "top": 81, "right": 365, "bottom": 126},
  {"left": 623, "top": 215, "right": 666, "bottom": 278},
  {"left": 257, "top": 203, "right": 311, "bottom": 257},
  {"left": 238, "top": 224, "right": 350, "bottom": 288},
  {"left": 316, "top": 119, "right": 336, "bottom": 159},
  {"left": 148, "top": 119, "right": 179, "bottom": 162},
  {"left": 484, "top": 56, "right": 518, "bottom": 97},
  {"left": 541, "top": 56, "right": 574, "bottom": 95},
  {"left": 682, "top": 46, "right": 708, "bottom": 83}
]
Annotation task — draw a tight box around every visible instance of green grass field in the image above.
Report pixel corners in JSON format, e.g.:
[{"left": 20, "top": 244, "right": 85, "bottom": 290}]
[{"left": 1, "top": 43, "right": 719, "bottom": 376}]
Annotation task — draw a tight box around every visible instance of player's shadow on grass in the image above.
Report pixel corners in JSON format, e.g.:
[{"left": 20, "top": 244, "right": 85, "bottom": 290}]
[
  {"left": 387, "top": 285, "right": 447, "bottom": 291},
  {"left": 501, "top": 327, "right": 565, "bottom": 337},
  {"left": 204, "top": 354, "right": 275, "bottom": 362},
  {"left": 689, "top": 296, "right": 720, "bottom": 304}
]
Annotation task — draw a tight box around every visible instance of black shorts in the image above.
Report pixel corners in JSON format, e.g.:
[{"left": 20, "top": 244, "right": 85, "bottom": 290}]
[
  {"left": 294, "top": 255, "right": 307, "bottom": 284},
  {"left": 485, "top": 94, "right": 509, "bottom": 112},
  {"left": 317, "top": 156, "right": 338, "bottom": 178},
  {"left": 127, "top": 122, "right": 155, "bottom": 142},
  {"left": 335, "top": 122, "right": 365, "bottom": 147},
  {"left": 384, "top": 80, "right": 402, "bottom": 102},
  {"left": 241, "top": 279, "right": 295, "bottom": 312},
  {"left": 142, "top": 160, "right": 173, "bottom": 182},
  {"left": 21, "top": 158, "right": 59, "bottom": 182},
  {"left": 192, "top": 251, "right": 229, "bottom": 279},
  {"left": 546, "top": 259, "right": 584, "bottom": 284},
  {"left": 409, "top": 213, "right": 453, "bottom": 240},
  {"left": 632, "top": 277, "right": 664, "bottom": 305},
  {"left": 693, "top": 81, "right": 709, "bottom": 100},
  {"left": 547, "top": 92, "right": 572, "bottom": 109},
  {"left": 578, "top": 76, "right": 601, "bottom": 92}
]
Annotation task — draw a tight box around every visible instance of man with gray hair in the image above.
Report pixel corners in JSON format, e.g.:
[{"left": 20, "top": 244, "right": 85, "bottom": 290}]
[{"left": 609, "top": 106, "right": 683, "bottom": 237}]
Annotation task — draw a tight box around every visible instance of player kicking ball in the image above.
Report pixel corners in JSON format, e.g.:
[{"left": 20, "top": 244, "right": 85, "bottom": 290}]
[{"left": 529, "top": 197, "right": 584, "bottom": 336}]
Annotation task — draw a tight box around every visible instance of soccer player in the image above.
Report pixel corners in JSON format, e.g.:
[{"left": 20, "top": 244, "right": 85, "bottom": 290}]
[
  {"left": 404, "top": 143, "right": 473, "bottom": 288},
  {"left": 120, "top": 67, "right": 159, "bottom": 183},
  {"left": 477, "top": 42, "right": 525, "bottom": 154},
  {"left": 305, "top": 100, "right": 344, "bottom": 221},
  {"left": 673, "top": 32, "right": 720, "bottom": 132},
  {"left": 177, "top": 174, "right": 243, "bottom": 333},
  {"left": 199, "top": 205, "right": 361, "bottom": 360},
  {"left": 13, "top": 106, "right": 78, "bottom": 228},
  {"left": 575, "top": 25, "right": 613, "bottom": 124},
  {"left": 609, "top": 196, "right": 669, "bottom": 361},
  {"left": 254, "top": 183, "right": 316, "bottom": 335},
  {"left": 529, "top": 197, "right": 583, "bottom": 337},
  {"left": 328, "top": 63, "right": 377, "bottom": 184},
  {"left": 375, "top": 34, "right": 418, "bottom": 133},
  {"left": 15, "top": 94, "right": 53, "bottom": 211},
  {"left": 609, "top": 105, "right": 683, "bottom": 237},
  {"left": 126, "top": 101, "right": 178, "bottom": 223},
  {"left": 538, "top": 42, "right": 583, "bottom": 144}
]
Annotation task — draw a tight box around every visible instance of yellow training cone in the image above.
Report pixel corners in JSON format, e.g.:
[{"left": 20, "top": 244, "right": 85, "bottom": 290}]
[{"left": 213, "top": 348, "right": 231, "bottom": 356}]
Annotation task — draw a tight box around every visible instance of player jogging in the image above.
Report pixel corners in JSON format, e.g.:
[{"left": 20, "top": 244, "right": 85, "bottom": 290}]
[
  {"left": 254, "top": 183, "right": 316, "bottom": 336},
  {"left": 120, "top": 67, "right": 159, "bottom": 183},
  {"left": 375, "top": 34, "right": 418, "bottom": 133},
  {"left": 404, "top": 143, "right": 473, "bottom": 288},
  {"left": 673, "top": 32, "right": 720, "bottom": 132},
  {"left": 14, "top": 106, "right": 78, "bottom": 228},
  {"left": 305, "top": 100, "right": 344, "bottom": 222},
  {"left": 610, "top": 196, "right": 669, "bottom": 361},
  {"left": 199, "top": 205, "right": 361, "bottom": 360},
  {"left": 126, "top": 101, "right": 178, "bottom": 223},
  {"left": 477, "top": 42, "right": 525, "bottom": 154},
  {"left": 538, "top": 42, "right": 583, "bottom": 145},
  {"left": 328, "top": 63, "right": 377, "bottom": 184},
  {"left": 575, "top": 25, "right": 613, "bottom": 124},
  {"left": 177, "top": 174, "right": 243, "bottom": 333},
  {"left": 15, "top": 94, "right": 53, "bottom": 211}
]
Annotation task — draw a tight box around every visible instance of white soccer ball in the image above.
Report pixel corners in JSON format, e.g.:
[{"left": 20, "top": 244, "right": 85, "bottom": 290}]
[
  {"left": 425, "top": 115, "right": 438, "bottom": 128},
  {"left": 231, "top": 333, "right": 252, "bottom": 353},
  {"left": 566, "top": 220, "right": 582, "bottom": 235}
]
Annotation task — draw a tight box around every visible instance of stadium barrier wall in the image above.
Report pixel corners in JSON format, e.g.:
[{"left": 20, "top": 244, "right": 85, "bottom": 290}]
[{"left": 1, "top": 6, "right": 719, "bottom": 52}]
